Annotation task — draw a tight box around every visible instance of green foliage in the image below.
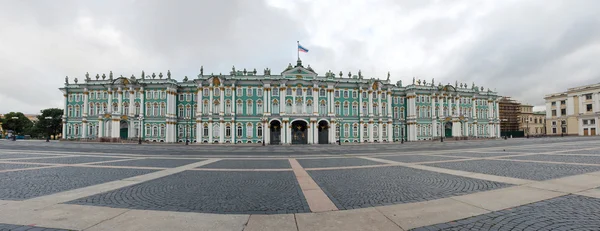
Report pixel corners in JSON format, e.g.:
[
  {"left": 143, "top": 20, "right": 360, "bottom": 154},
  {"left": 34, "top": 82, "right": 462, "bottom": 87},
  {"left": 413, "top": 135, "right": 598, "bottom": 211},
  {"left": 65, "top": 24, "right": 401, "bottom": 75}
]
[
  {"left": 1, "top": 112, "right": 33, "bottom": 135},
  {"left": 34, "top": 108, "right": 64, "bottom": 140}
]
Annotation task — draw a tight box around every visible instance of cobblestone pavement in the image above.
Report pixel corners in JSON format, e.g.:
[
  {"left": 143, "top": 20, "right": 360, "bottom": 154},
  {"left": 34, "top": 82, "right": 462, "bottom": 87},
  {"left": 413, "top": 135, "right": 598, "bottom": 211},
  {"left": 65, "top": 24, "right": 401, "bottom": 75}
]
[
  {"left": 0, "top": 137, "right": 599, "bottom": 230},
  {"left": 413, "top": 195, "right": 600, "bottom": 231},
  {"left": 298, "top": 158, "right": 384, "bottom": 168},
  {"left": 197, "top": 159, "right": 291, "bottom": 169},
  {"left": 67, "top": 171, "right": 310, "bottom": 214},
  {"left": 0, "top": 223, "right": 70, "bottom": 231},
  {"left": 426, "top": 159, "right": 600, "bottom": 181},
  {"left": 308, "top": 166, "right": 510, "bottom": 209},
  {"left": 0, "top": 167, "right": 155, "bottom": 200},
  {"left": 91, "top": 158, "right": 205, "bottom": 168}
]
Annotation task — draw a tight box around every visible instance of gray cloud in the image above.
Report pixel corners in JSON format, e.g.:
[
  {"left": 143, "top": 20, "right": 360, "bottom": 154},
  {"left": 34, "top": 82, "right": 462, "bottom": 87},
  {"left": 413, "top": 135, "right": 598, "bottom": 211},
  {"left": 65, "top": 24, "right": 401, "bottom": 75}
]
[{"left": 1, "top": 0, "right": 599, "bottom": 113}]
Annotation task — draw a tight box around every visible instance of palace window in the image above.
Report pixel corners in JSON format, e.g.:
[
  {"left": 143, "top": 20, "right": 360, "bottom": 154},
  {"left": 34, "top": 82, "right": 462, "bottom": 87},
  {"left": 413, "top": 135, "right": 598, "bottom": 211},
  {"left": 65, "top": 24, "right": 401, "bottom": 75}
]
[
  {"left": 96, "top": 103, "right": 101, "bottom": 115},
  {"left": 373, "top": 104, "right": 377, "bottom": 115},
  {"left": 272, "top": 100, "right": 280, "bottom": 114},
  {"left": 319, "top": 101, "right": 327, "bottom": 115},
  {"left": 237, "top": 100, "right": 243, "bottom": 115},
  {"left": 123, "top": 103, "right": 129, "bottom": 115},
  {"left": 124, "top": 93, "right": 129, "bottom": 100},
  {"left": 344, "top": 124, "right": 350, "bottom": 138},
  {"left": 247, "top": 100, "right": 253, "bottom": 115},
  {"left": 75, "top": 105, "right": 81, "bottom": 117},
  {"left": 160, "top": 103, "right": 166, "bottom": 116},
  {"left": 336, "top": 125, "right": 340, "bottom": 138},
  {"left": 363, "top": 124, "right": 368, "bottom": 137},
  {"left": 236, "top": 87, "right": 242, "bottom": 96},
  {"left": 362, "top": 92, "right": 367, "bottom": 99},
  {"left": 257, "top": 100, "right": 263, "bottom": 114},
  {"left": 203, "top": 88, "right": 209, "bottom": 97},
  {"left": 89, "top": 103, "right": 94, "bottom": 116},
  {"left": 178, "top": 107, "right": 184, "bottom": 117},
  {"left": 382, "top": 92, "right": 386, "bottom": 98},
  {"left": 257, "top": 124, "right": 263, "bottom": 137},
  {"left": 161, "top": 91, "right": 167, "bottom": 99},
  {"left": 296, "top": 88, "right": 302, "bottom": 96},
  {"left": 246, "top": 123, "right": 253, "bottom": 138},
  {"left": 213, "top": 124, "right": 220, "bottom": 138},
  {"left": 382, "top": 104, "right": 387, "bottom": 116},
  {"left": 352, "top": 91, "right": 357, "bottom": 98},
  {"left": 334, "top": 90, "right": 340, "bottom": 98},
  {"left": 272, "top": 88, "right": 279, "bottom": 96},
  {"left": 257, "top": 88, "right": 263, "bottom": 97},
  {"left": 352, "top": 104, "right": 358, "bottom": 115},
  {"left": 178, "top": 125, "right": 184, "bottom": 138},
  {"left": 151, "top": 103, "right": 157, "bottom": 116},
  {"left": 214, "top": 88, "right": 220, "bottom": 97},
  {"left": 213, "top": 100, "right": 220, "bottom": 114},
  {"left": 286, "top": 100, "right": 292, "bottom": 114},
  {"left": 362, "top": 103, "right": 367, "bottom": 115},
  {"left": 247, "top": 87, "right": 253, "bottom": 97},
  {"left": 152, "top": 126, "right": 158, "bottom": 137},
  {"left": 320, "top": 89, "right": 326, "bottom": 97},
  {"left": 225, "top": 124, "right": 231, "bottom": 137},
  {"left": 307, "top": 89, "right": 312, "bottom": 96},
  {"left": 373, "top": 125, "right": 378, "bottom": 138},
  {"left": 372, "top": 92, "right": 376, "bottom": 99},
  {"left": 382, "top": 124, "right": 387, "bottom": 137},
  {"left": 353, "top": 124, "right": 358, "bottom": 137},
  {"left": 586, "top": 94, "right": 593, "bottom": 100},
  {"left": 226, "top": 88, "right": 232, "bottom": 96},
  {"left": 286, "top": 88, "right": 292, "bottom": 95},
  {"left": 225, "top": 101, "right": 231, "bottom": 114},
  {"left": 335, "top": 103, "right": 341, "bottom": 115},
  {"left": 394, "top": 126, "right": 399, "bottom": 137},
  {"left": 186, "top": 106, "right": 191, "bottom": 117},
  {"left": 135, "top": 103, "right": 140, "bottom": 115},
  {"left": 343, "top": 91, "right": 349, "bottom": 98},
  {"left": 237, "top": 124, "right": 243, "bottom": 137}
]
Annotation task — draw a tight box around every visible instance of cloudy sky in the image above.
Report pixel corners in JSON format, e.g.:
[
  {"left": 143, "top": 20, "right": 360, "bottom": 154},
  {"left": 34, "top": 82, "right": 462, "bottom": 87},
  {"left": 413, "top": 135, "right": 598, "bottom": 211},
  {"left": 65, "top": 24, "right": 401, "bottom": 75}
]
[{"left": 1, "top": 0, "right": 599, "bottom": 114}]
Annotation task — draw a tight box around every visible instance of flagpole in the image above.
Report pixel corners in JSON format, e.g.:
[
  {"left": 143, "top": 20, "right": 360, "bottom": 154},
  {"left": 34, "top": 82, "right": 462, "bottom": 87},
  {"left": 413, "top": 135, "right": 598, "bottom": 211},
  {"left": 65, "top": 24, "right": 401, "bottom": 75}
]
[{"left": 297, "top": 41, "right": 299, "bottom": 60}]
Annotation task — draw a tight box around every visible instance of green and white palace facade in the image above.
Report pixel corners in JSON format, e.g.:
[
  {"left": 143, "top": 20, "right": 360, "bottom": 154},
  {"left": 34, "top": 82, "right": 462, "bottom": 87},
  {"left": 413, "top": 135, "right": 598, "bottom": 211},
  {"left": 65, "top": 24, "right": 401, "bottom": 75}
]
[{"left": 59, "top": 59, "right": 501, "bottom": 144}]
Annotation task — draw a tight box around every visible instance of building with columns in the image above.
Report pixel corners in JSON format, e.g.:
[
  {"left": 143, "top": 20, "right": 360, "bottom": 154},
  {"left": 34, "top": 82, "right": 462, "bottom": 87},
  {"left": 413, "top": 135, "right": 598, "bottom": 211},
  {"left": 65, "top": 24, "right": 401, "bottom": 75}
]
[
  {"left": 545, "top": 82, "right": 600, "bottom": 136},
  {"left": 59, "top": 59, "right": 501, "bottom": 144}
]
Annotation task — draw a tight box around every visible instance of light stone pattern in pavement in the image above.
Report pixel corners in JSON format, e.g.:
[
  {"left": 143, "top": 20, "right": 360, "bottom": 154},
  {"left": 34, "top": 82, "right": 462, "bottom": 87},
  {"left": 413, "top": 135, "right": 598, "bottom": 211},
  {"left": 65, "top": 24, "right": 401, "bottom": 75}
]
[
  {"left": 426, "top": 159, "right": 600, "bottom": 181},
  {"left": 197, "top": 159, "right": 291, "bottom": 169},
  {"left": 5, "top": 156, "right": 125, "bottom": 164},
  {"left": 413, "top": 195, "right": 600, "bottom": 231},
  {"left": 0, "top": 166, "right": 156, "bottom": 200},
  {"left": 91, "top": 158, "right": 206, "bottom": 168},
  {"left": 67, "top": 170, "right": 310, "bottom": 214},
  {"left": 0, "top": 154, "right": 63, "bottom": 159},
  {"left": 297, "top": 158, "right": 384, "bottom": 168},
  {"left": 503, "top": 154, "right": 600, "bottom": 164},
  {"left": 0, "top": 163, "right": 47, "bottom": 171},
  {"left": 378, "top": 154, "right": 466, "bottom": 163},
  {"left": 308, "top": 166, "right": 510, "bottom": 210},
  {"left": 0, "top": 223, "right": 70, "bottom": 231}
]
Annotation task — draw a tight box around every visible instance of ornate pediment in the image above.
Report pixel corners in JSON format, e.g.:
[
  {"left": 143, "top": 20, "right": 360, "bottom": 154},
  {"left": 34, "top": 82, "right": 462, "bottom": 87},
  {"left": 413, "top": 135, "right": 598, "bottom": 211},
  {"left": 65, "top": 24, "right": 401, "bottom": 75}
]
[{"left": 281, "top": 66, "right": 317, "bottom": 80}]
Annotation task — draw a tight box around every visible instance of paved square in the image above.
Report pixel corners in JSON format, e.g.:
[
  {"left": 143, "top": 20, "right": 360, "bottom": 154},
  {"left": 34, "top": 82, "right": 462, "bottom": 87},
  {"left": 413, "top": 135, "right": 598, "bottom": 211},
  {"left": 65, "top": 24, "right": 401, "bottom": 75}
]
[
  {"left": 307, "top": 166, "right": 510, "bottom": 210},
  {"left": 298, "top": 158, "right": 384, "bottom": 168},
  {"left": 197, "top": 159, "right": 291, "bottom": 169},
  {"left": 0, "top": 166, "right": 156, "bottom": 200},
  {"left": 439, "top": 152, "right": 523, "bottom": 158},
  {"left": 0, "top": 153, "right": 63, "bottom": 159},
  {"left": 6, "top": 156, "right": 126, "bottom": 164},
  {"left": 92, "top": 158, "right": 205, "bottom": 168},
  {"left": 426, "top": 159, "right": 600, "bottom": 181},
  {"left": 503, "top": 154, "right": 600, "bottom": 164},
  {"left": 0, "top": 163, "right": 45, "bottom": 171},
  {"left": 0, "top": 223, "right": 69, "bottom": 231},
  {"left": 414, "top": 195, "right": 600, "bottom": 231},
  {"left": 67, "top": 171, "right": 310, "bottom": 214},
  {"left": 378, "top": 155, "right": 465, "bottom": 163}
]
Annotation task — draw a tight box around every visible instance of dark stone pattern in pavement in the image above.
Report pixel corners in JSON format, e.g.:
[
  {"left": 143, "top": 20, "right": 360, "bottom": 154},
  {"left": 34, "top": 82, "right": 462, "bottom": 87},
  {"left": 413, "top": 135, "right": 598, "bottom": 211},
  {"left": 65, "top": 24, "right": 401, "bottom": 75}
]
[
  {"left": 0, "top": 167, "right": 155, "bottom": 200},
  {"left": 197, "top": 159, "right": 291, "bottom": 169},
  {"left": 439, "top": 152, "right": 523, "bottom": 158},
  {"left": 92, "top": 158, "right": 205, "bottom": 168},
  {"left": 0, "top": 223, "right": 70, "bottom": 231},
  {"left": 412, "top": 195, "right": 600, "bottom": 231},
  {"left": 0, "top": 154, "right": 62, "bottom": 160},
  {"left": 426, "top": 159, "right": 600, "bottom": 181},
  {"left": 559, "top": 149, "right": 600, "bottom": 155},
  {"left": 0, "top": 163, "right": 45, "bottom": 171},
  {"left": 6, "top": 156, "right": 125, "bottom": 164},
  {"left": 308, "top": 166, "right": 509, "bottom": 210},
  {"left": 378, "top": 155, "right": 464, "bottom": 163},
  {"left": 502, "top": 154, "right": 600, "bottom": 164},
  {"left": 67, "top": 171, "right": 310, "bottom": 214},
  {"left": 297, "top": 158, "right": 384, "bottom": 168}
]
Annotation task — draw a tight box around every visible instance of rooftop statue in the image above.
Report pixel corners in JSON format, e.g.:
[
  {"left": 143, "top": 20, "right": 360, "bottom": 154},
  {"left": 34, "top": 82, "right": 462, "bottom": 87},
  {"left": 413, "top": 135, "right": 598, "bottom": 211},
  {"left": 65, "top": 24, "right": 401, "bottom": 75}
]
[
  {"left": 412, "top": 77, "right": 415, "bottom": 84},
  {"left": 95, "top": 74, "right": 99, "bottom": 80},
  {"left": 74, "top": 77, "right": 78, "bottom": 84},
  {"left": 339, "top": 71, "right": 343, "bottom": 78},
  {"left": 432, "top": 78, "right": 435, "bottom": 86},
  {"left": 167, "top": 70, "right": 171, "bottom": 79},
  {"left": 109, "top": 71, "right": 113, "bottom": 80},
  {"left": 152, "top": 73, "right": 156, "bottom": 79},
  {"left": 159, "top": 72, "right": 163, "bottom": 79},
  {"left": 85, "top": 72, "right": 90, "bottom": 82},
  {"left": 348, "top": 71, "right": 352, "bottom": 78},
  {"left": 387, "top": 71, "right": 390, "bottom": 81},
  {"left": 102, "top": 73, "right": 106, "bottom": 80},
  {"left": 253, "top": 68, "right": 257, "bottom": 75},
  {"left": 200, "top": 66, "right": 204, "bottom": 76},
  {"left": 183, "top": 76, "right": 188, "bottom": 82},
  {"left": 141, "top": 71, "right": 145, "bottom": 79},
  {"left": 65, "top": 76, "right": 69, "bottom": 84}
]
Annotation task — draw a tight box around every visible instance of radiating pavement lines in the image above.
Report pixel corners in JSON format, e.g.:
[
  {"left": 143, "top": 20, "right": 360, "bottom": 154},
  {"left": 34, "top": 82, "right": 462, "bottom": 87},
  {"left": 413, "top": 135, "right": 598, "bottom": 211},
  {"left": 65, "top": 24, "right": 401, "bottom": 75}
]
[{"left": 289, "top": 159, "right": 338, "bottom": 213}]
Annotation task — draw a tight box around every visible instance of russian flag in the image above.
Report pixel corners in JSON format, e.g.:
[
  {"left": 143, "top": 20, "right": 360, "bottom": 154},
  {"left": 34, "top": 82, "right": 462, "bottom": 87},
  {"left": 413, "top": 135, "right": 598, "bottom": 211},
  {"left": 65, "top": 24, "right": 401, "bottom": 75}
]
[{"left": 298, "top": 44, "right": 309, "bottom": 53}]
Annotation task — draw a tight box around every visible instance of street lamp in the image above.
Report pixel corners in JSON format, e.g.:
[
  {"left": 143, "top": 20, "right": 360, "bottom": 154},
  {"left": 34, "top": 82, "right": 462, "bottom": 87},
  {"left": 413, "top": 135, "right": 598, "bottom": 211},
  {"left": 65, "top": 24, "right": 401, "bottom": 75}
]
[
  {"left": 135, "top": 114, "right": 143, "bottom": 145},
  {"left": 526, "top": 117, "right": 529, "bottom": 139},
  {"left": 11, "top": 117, "right": 18, "bottom": 141},
  {"left": 439, "top": 117, "right": 444, "bottom": 142},
  {"left": 338, "top": 118, "right": 344, "bottom": 145},
  {"left": 185, "top": 116, "right": 190, "bottom": 145},
  {"left": 45, "top": 116, "right": 52, "bottom": 142}
]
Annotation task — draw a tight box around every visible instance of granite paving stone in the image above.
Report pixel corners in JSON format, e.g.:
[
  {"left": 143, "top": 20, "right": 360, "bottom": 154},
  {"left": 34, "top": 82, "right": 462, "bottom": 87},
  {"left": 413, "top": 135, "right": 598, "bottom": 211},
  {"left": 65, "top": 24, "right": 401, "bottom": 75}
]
[
  {"left": 0, "top": 163, "right": 46, "bottom": 171},
  {"left": 0, "top": 154, "right": 63, "bottom": 160},
  {"left": 297, "top": 158, "right": 384, "bottom": 168},
  {"left": 426, "top": 159, "right": 600, "bottom": 181},
  {"left": 0, "top": 223, "right": 70, "bottom": 231},
  {"left": 197, "top": 159, "right": 291, "bottom": 169},
  {"left": 439, "top": 152, "right": 523, "bottom": 158},
  {"left": 502, "top": 154, "right": 600, "bottom": 164},
  {"left": 307, "top": 166, "right": 510, "bottom": 210},
  {"left": 0, "top": 166, "right": 156, "bottom": 200},
  {"left": 413, "top": 195, "right": 600, "bottom": 231},
  {"left": 67, "top": 171, "right": 310, "bottom": 214},
  {"left": 5, "top": 156, "right": 125, "bottom": 164},
  {"left": 92, "top": 158, "right": 205, "bottom": 168},
  {"left": 378, "top": 155, "right": 465, "bottom": 163}
]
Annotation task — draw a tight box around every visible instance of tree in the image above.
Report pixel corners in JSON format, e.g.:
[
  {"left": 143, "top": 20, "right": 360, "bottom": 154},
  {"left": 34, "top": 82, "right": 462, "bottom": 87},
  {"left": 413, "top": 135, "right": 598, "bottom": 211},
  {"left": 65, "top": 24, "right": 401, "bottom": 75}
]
[
  {"left": 1, "top": 112, "right": 33, "bottom": 136},
  {"left": 34, "top": 108, "right": 63, "bottom": 140}
]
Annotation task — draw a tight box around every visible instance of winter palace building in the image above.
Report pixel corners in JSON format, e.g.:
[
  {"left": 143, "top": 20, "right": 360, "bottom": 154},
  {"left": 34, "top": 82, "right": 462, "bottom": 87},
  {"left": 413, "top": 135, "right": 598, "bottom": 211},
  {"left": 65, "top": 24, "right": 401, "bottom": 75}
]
[{"left": 59, "top": 59, "right": 501, "bottom": 144}]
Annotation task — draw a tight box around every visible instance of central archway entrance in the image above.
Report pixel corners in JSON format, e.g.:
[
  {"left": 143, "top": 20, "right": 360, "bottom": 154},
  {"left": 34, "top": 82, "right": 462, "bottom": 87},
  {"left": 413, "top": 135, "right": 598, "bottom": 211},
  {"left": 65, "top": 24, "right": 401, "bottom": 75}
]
[
  {"left": 318, "top": 120, "right": 329, "bottom": 144},
  {"left": 444, "top": 122, "right": 452, "bottom": 138},
  {"left": 291, "top": 120, "right": 308, "bottom": 144},
  {"left": 120, "top": 120, "right": 129, "bottom": 139},
  {"left": 270, "top": 120, "right": 281, "bottom": 145}
]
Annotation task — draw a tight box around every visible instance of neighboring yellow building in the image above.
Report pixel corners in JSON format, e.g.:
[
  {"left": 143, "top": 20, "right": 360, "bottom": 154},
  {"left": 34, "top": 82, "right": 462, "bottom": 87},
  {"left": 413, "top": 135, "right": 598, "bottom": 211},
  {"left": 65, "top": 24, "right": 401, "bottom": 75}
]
[
  {"left": 519, "top": 105, "right": 546, "bottom": 136},
  {"left": 544, "top": 83, "right": 600, "bottom": 136}
]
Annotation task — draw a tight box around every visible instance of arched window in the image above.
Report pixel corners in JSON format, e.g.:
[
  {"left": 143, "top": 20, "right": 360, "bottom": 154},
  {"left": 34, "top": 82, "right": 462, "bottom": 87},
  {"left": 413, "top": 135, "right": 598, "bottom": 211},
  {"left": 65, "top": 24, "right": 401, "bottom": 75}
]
[
  {"left": 75, "top": 105, "right": 80, "bottom": 117},
  {"left": 363, "top": 124, "right": 368, "bottom": 137},
  {"left": 286, "top": 100, "right": 292, "bottom": 114},
  {"left": 286, "top": 88, "right": 292, "bottom": 95},
  {"left": 160, "top": 103, "right": 166, "bottom": 116},
  {"left": 103, "top": 103, "right": 107, "bottom": 114},
  {"left": 214, "top": 88, "right": 220, "bottom": 97},
  {"left": 89, "top": 103, "right": 95, "bottom": 116},
  {"left": 373, "top": 125, "right": 378, "bottom": 138},
  {"left": 296, "top": 100, "right": 302, "bottom": 113},
  {"left": 225, "top": 100, "right": 231, "bottom": 114},
  {"left": 319, "top": 100, "right": 327, "bottom": 115},
  {"left": 225, "top": 123, "right": 231, "bottom": 137},
  {"left": 257, "top": 100, "right": 263, "bottom": 114},
  {"left": 335, "top": 102, "right": 341, "bottom": 115},
  {"left": 246, "top": 123, "right": 253, "bottom": 138},
  {"left": 236, "top": 123, "right": 243, "bottom": 137},
  {"left": 382, "top": 104, "right": 387, "bottom": 116},
  {"left": 203, "top": 123, "right": 209, "bottom": 137},
  {"left": 343, "top": 102, "right": 349, "bottom": 116},
  {"left": 344, "top": 124, "right": 350, "bottom": 137},
  {"left": 153, "top": 126, "right": 158, "bottom": 137},
  {"left": 362, "top": 102, "right": 367, "bottom": 115},
  {"left": 237, "top": 100, "right": 243, "bottom": 115},
  {"left": 203, "top": 100, "right": 209, "bottom": 114},
  {"left": 160, "top": 124, "right": 165, "bottom": 137},
  {"left": 382, "top": 124, "right": 387, "bottom": 137},
  {"left": 145, "top": 124, "right": 151, "bottom": 136},
  {"left": 96, "top": 103, "right": 101, "bottom": 115},
  {"left": 247, "top": 100, "right": 253, "bottom": 115},
  {"left": 213, "top": 100, "right": 220, "bottom": 114},
  {"left": 393, "top": 107, "right": 398, "bottom": 118},
  {"left": 372, "top": 103, "right": 377, "bottom": 115},
  {"left": 135, "top": 103, "right": 140, "bottom": 115},
  {"left": 186, "top": 105, "right": 192, "bottom": 117},
  {"left": 146, "top": 103, "right": 151, "bottom": 115},
  {"left": 296, "top": 88, "right": 302, "bottom": 96},
  {"left": 213, "top": 123, "right": 220, "bottom": 138},
  {"left": 307, "top": 100, "right": 313, "bottom": 114},
  {"left": 352, "top": 103, "right": 358, "bottom": 116},
  {"left": 353, "top": 124, "right": 358, "bottom": 137},
  {"left": 123, "top": 102, "right": 129, "bottom": 115},
  {"left": 154, "top": 103, "right": 159, "bottom": 117},
  {"left": 319, "top": 89, "right": 326, "bottom": 97},
  {"left": 272, "top": 99, "right": 280, "bottom": 114},
  {"left": 74, "top": 124, "right": 80, "bottom": 136},
  {"left": 257, "top": 123, "right": 263, "bottom": 137}
]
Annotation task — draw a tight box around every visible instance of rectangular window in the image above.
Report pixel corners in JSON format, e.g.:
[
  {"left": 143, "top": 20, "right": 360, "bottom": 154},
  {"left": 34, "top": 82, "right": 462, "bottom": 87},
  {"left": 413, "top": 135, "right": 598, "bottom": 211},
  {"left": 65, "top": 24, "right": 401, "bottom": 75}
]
[
  {"left": 343, "top": 91, "right": 349, "bottom": 98},
  {"left": 586, "top": 94, "right": 593, "bottom": 100},
  {"left": 352, "top": 91, "right": 357, "bottom": 98},
  {"left": 273, "top": 88, "right": 279, "bottom": 96},
  {"left": 362, "top": 92, "right": 367, "bottom": 98},
  {"left": 203, "top": 88, "right": 209, "bottom": 97},
  {"left": 584, "top": 120, "right": 588, "bottom": 125},
  {"left": 561, "top": 100, "right": 566, "bottom": 105},
  {"left": 226, "top": 88, "right": 231, "bottom": 96},
  {"left": 307, "top": 89, "right": 312, "bottom": 96},
  {"left": 587, "top": 104, "right": 593, "bottom": 112},
  {"left": 561, "top": 109, "right": 566, "bottom": 115},
  {"left": 247, "top": 88, "right": 253, "bottom": 97},
  {"left": 551, "top": 101, "right": 556, "bottom": 106},
  {"left": 335, "top": 90, "right": 340, "bottom": 98},
  {"left": 591, "top": 119, "right": 596, "bottom": 124},
  {"left": 236, "top": 88, "right": 242, "bottom": 96},
  {"left": 257, "top": 89, "right": 263, "bottom": 97},
  {"left": 552, "top": 110, "right": 557, "bottom": 116},
  {"left": 178, "top": 94, "right": 184, "bottom": 101}
]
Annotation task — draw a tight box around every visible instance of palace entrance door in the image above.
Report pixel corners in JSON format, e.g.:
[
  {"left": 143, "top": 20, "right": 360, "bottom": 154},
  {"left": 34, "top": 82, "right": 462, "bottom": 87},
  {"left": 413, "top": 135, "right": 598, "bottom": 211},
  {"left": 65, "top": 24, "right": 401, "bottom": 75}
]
[
  {"left": 120, "top": 120, "right": 128, "bottom": 139},
  {"left": 291, "top": 121, "right": 308, "bottom": 144},
  {"left": 444, "top": 122, "right": 452, "bottom": 138},
  {"left": 318, "top": 121, "right": 329, "bottom": 144},
  {"left": 270, "top": 120, "right": 281, "bottom": 145}
]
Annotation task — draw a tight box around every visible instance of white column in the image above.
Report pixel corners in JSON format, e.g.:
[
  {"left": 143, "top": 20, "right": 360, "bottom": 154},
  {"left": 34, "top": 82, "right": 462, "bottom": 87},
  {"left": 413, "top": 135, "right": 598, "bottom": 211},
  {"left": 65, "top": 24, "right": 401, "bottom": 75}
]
[
  {"left": 263, "top": 87, "right": 268, "bottom": 114},
  {"left": 302, "top": 88, "right": 307, "bottom": 114},
  {"left": 594, "top": 93, "right": 600, "bottom": 113},
  {"left": 368, "top": 122, "right": 374, "bottom": 142},
  {"left": 378, "top": 92, "right": 382, "bottom": 116},
  {"left": 128, "top": 89, "right": 134, "bottom": 116},
  {"left": 358, "top": 88, "right": 363, "bottom": 117},
  {"left": 313, "top": 88, "right": 318, "bottom": 114},
  {"left": 231, "top": 86, "right": 236, "bottom": 115},
  {"left": 280, "top": 87, "right": 285, "bottom": 114},
  {"left": 97, "top": 118, "right": 104, "bottom": 138},
  {"left": 82, "top": 120, "right": 88, "bottom": 139},
  {"left": 196, "top": 120, "right": 202, "bottom": 142},
  {"left": 359, "top": 122, "right": 364, "bottom": 142},
  {"left": 387, "top": 92, "right": 392, "bottom": 117},
  {"left": 118, "top": 87, "right": 123, "bottom": 114},
  {"left": 197, "top": 85, "right": 203, "bottom": 115},
  {"left": 219, "top": 121, "right": 224, "bottom": 143},
  {"left": 327, "top": 89, "right": 332, "bottom": 114},
  {"left": 313, "top": 121, "right": 318, "bottom": 144},
  {"left": 265, "top": 122, "right": 271, "bottom": 144},
  {"left": 292, "top": 88, "right": 297, "bottom": 114},
  {"left": 107, "top": 88, "right": 113, "bottom": 113},
  {"left": 140, "top": 90, "right": 145, "bottom": 117},
  {"left": 209, "top": 85, "right": 214, "bottom": 114},
  {"left": 220, "top": 88, "right": 225, "bottom": 114},
  {"left": 387, "top": 122, "right": 392, "bottom": 141},
  {"left": 208, "top": 121, "right": 213, "bottom": 143},
  {"left": 556, "top": 100, "right": 562, "bottom": 117},
  {"left": 231, "top": 122, "right": 235, "bottom": 144},
  {"left": 307, "top": 122, "right": 313, "bottom": 144},
  {"left": 83, "top": 90, "right": 89, "bottom": 117}
]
